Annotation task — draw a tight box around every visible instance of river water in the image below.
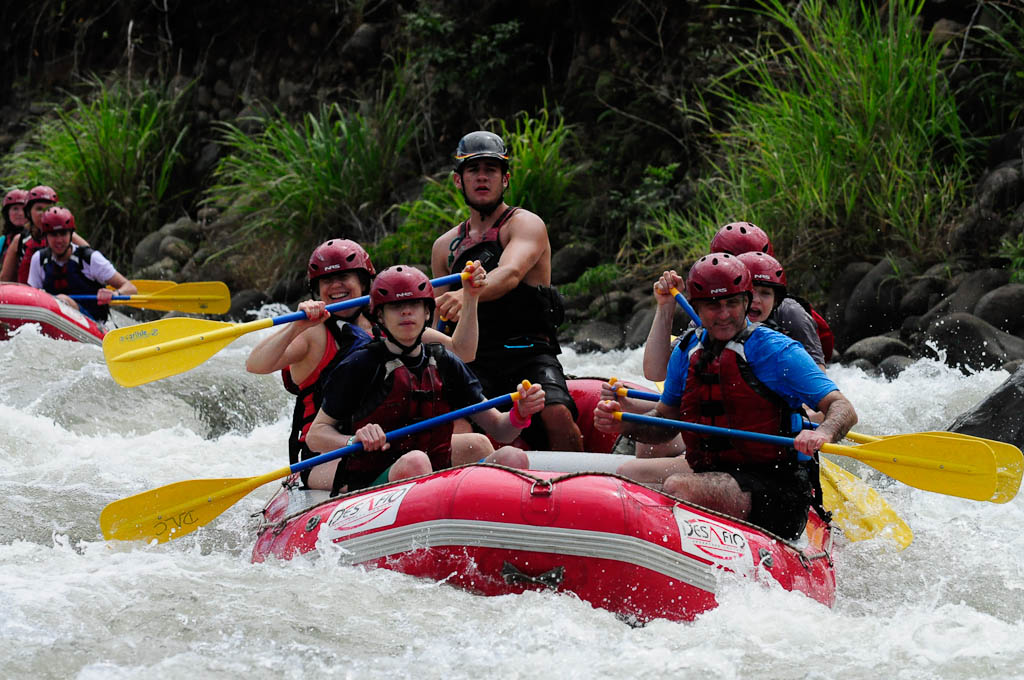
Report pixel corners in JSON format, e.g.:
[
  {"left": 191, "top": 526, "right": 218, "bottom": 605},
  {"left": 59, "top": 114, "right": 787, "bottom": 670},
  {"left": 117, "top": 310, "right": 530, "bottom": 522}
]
[{"left": 2, "top": 310, "right": 1022, "bottom": 679}]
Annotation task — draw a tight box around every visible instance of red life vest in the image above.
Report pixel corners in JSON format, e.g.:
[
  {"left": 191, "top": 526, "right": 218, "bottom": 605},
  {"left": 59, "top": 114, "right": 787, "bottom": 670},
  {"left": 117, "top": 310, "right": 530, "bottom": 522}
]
[
  {"left": 678, "top": 327, "right": 800, "bottom": 472},
  {"left": 788, "top": 294, "right": 834, "bottom": 363},
  {"left": 17, "top": 233, "right": 46, "bottom": 284},
  {"left": 337, "top": 344, "right": 454, "bottom": 491},
  {"left": 282, "top": 318, "right": 368, "bottom": 469}
]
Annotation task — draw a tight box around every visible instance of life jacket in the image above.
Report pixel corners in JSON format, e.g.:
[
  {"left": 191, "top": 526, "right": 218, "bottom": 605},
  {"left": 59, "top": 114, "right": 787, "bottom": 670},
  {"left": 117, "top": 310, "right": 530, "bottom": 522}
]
[
  {"left": 39, "top": 245, "right": 106, "bottom": 321},
  {"left": 282, "top": 318, "right": 368, "bottom": 472},
  {"left": 445, "top": 207, "right": 564, "bottom": 359},
  {"left": 17, "top": 231, "right": 45, "bottom": 284},
  {"left": 787, "top": 294, "right": 834, "bottom": 363},
  {"left": 331, "top": 342, "right": 454, "bottom": 494},
  {"left": 678, "top": 326, "right": 802, "bottom": 472}
]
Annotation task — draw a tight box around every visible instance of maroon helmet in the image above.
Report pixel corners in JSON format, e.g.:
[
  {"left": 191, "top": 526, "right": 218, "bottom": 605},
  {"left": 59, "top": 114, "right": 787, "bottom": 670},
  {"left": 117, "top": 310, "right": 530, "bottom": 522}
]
[
  {"left": 2, "top": 189, "right": 28, "bottom": 221},
  {"left": 686, "top": 252, "right": 752, "bottom": 302},
  {"left": 307, "top": 239, "right": 375, "bottom": 289},
  {"left": 25, "top": 185, "right": 58, "bottom": 209},
  {"left": 40, "top": 206, "right": 76, "bottom": 234},
  {"left": 2, "top": 189, "right": 28, "bottom": 209},
  {"left": 737, "top": 251, "right": 787, "bottom": 300},
  {"left": 709, "top": 222, "right": 773, "bottom": 256},
  {"left": 369, "top": 265, "right": 435, "bottom": 315}
]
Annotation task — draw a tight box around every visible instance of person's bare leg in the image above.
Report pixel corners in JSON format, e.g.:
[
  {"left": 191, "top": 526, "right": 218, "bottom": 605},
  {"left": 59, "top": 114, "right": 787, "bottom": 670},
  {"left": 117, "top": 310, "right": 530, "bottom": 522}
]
[
  {"left": 541, "top": 403, "right": 583, "bottom": 451},
  {"left": 451, "top": 432, "right": 495, "bottom": 465},
  {"left": 616, "top": 455, "right": 692, "bottom": 485},
  {"left": 662, "top": 471, "right": 752, "bottom": 520}
]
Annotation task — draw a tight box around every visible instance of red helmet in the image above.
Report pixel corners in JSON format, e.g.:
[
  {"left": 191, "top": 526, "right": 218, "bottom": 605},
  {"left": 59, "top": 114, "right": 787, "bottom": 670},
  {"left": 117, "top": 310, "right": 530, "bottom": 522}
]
[
  {"left": 686, "top": 252, "right": 752, "bottom": 302},
  {"left": 307, "top": 239, "right": 375, "bottom": 285},
  {"left": 709, "top": 222, "right": 773, "bottom": 256},
  {"left": 2, "top": 189, "right": 28, "bottom": 221},
  {"left": 25, "top": 185, "right": 59, "bottom": 208},
  {"left": 369, "top": 265, "right": 435, "bottom": 315},
  {"left": 2, "top": 189, "right": 28, "bottom": 209},
  {"left": 40, "top": 206, "right": 76, "bottom": 234},
  {"left": 737, "top": 251, "right": 786, "bottom": 298}
]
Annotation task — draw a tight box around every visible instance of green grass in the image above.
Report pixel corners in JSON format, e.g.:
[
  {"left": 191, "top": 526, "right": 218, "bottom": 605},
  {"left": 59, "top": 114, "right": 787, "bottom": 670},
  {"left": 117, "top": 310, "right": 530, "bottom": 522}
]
[
  {"left": 632, "top": 0, "right": 971, "bottom": 286},
  {"left": 0, "top": 76, "right": 191, "bottom": 264},
  {"left": 204, "top": 65, "right": 421, "bottom": 264}
]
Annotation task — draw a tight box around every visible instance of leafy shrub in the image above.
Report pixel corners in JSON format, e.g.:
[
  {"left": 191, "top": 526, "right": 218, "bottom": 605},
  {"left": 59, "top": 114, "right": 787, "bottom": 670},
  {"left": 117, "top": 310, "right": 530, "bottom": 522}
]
[
  {"left": 643, "top": 0, "right": 971, "bottom": 285},
  {"left": 205, "top": 66, "right": 421, "bottom": 264},
  {"left": 1, "top": 76, "right": 191, "bottom": 264},
  {"left": 560, "top": 263, "right": 624, "bottom": 298}
]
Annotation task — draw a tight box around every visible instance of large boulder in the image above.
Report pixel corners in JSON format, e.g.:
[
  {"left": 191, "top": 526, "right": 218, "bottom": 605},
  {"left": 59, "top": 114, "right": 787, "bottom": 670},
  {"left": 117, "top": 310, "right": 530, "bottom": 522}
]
[
  {"left": 550, "top": 243, "right": 602, "bottom": 285},
  {"left": 917, "top": 268, "right": 1011, "bottom": 332},
  {"left": 823, "top": 261, "right": 873, "bottom": 346},
  {"left": 572, "top": 320, "right": 624, "bottom": 353},
  {"left": 948, "top": 364, "right": 1024, "bottom": 450},
  {"left": 925, "top": 313, "right": 1024, "bottom": 371},
  {"left": 841, "top": 336, "right": 913, "bottom": 365},
  {"left": 974, "top": 284, "right": 1024, "bottom": 337},
  {"left": 842, "top": 258, "right": 910, "bottom": 346}
]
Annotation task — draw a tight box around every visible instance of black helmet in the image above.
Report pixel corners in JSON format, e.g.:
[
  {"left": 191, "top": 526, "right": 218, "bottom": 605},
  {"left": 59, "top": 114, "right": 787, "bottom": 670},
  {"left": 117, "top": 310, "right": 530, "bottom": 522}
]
[{"left": 454, "top": 131, "right": 509, "bottom": 172}]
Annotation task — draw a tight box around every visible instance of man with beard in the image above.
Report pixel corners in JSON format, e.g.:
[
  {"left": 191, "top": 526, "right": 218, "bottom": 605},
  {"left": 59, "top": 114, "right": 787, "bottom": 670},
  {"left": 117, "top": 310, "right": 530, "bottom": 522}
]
[{"left": 430, "top": 130, "right": 582, "bottom": 451}]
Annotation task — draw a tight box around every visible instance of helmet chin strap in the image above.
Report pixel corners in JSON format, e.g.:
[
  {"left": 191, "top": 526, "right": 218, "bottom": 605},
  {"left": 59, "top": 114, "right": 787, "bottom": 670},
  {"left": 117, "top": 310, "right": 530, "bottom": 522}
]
[{"left": 378, "top": 323, "right": 427, "bottom": 356}]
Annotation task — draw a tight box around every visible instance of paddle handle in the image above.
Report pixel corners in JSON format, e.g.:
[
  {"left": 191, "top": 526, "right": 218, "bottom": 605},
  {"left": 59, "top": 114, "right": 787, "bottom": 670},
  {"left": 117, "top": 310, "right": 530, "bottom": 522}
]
[
  {"left": 617, "top": 411, "right": 812, "bottom": 461},
  {"left": 291, "top": 385, "right": 523, "bottom": 474},
  {"left": 607, "top": 377, "right": 661, "bottom": 402},
  {"left": 272, "top": 272, "right": 467, "bottom": 326},
  {"left": 669, "top": 287, "right": 701, "bottom": 326},
  {"left": 71, "top": 294, "right": 131, "bottom": 301}
]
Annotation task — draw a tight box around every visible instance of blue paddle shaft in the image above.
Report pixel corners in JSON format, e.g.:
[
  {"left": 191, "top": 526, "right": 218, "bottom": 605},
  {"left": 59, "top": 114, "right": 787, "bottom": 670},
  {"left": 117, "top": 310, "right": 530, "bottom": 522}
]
[
  {"left": 618, "top": 411, "right": 812, "bottom": 461},
  {"left": 271, "top": 272, "right": 464, "bottom": 326},
  {"left": 291, "top": 390, "right": 515, "bottom": 474},
  {"left": 70, "top": 295, "right": 131, "bottom": 301}
]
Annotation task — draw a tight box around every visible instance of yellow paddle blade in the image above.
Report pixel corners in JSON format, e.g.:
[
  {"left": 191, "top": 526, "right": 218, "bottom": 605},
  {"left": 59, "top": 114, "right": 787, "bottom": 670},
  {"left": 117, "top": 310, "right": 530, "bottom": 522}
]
[
  {"left": 103, "top": 316, "right": 273, "bottom": 387},
  {"left": 100, "top": 468, "right": 290, "bottom": 543},
  {"left": 846, "top": 431, "right": 1022, "bottom": 504},
  {"left": 822, "top": 433, "right": 999, "bottom": 502},
  {"left": 126, "top": 280, "right": 178, "bottom": 296},
  {"left": 109, "top": 281, "right": 231, "bottom": 314},
  {"left": 819, "top": 458, "right": 913, "bottom": 549}
]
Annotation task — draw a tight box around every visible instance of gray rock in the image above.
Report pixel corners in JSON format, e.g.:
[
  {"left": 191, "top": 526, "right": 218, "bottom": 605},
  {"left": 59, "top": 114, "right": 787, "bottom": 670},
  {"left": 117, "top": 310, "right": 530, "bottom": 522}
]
[
  {"left": 948, "top": 363, "right": 1024, "bottom": 449},
  {"left": 823, "top": 261, "right": 873, "bottom": 346},
  {"left": 624, "top": 306, "right": 655, "bottom": 348},
  {"left": 550, "top": 243, "right": 602, "bottom": 285},
  {"left": 925, "top": 312, "right": 1024, "bottom": 371},
  {"left": 976, "top": 163, "right": 1023, "bottom": 213},
  {"left": 974, "top": 284, "right": 1024, "bottom": 336},
  {"left": 878, "top": 355, "right": 916, "bottom": 380},
  {"left": 572, "top": 320, "right": 624, "bottom": 353},
  {"left": 843, "top": 258, "right": 910, "bottom": 345},
  {"left": 847, "top": 358, "right": 877, "bottom": 374},
  {"left": 132, "top": 231, "right": 167, "bottom": 271},
  {"left": 228, "top": 288, "right": 270, "bottom": 321},
  {"left": 133, "top": 256, "right": 181, "bottom": 281},
  {"left": 587, "top": 290, "right": 635, "bottom": 320},
  {"left": 842, "top": 336, "right": 913, "bottom": 365},
  {"left": 918, "top": 268, "right": 1011, "bottom": 331},
  {"left": 159, "top": 216, "right": 202, "bottom": 243},
  {"left": 949, "top": 205, "right": 1010, "bottom": 258},
  {"left": 158, "top": 236, "right": 193, "bottom": 265}
]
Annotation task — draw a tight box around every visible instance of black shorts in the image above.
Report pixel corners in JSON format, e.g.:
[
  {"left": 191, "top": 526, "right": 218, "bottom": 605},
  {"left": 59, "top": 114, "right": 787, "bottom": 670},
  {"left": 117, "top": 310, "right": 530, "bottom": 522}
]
[
  {"left": 728, "top": 465, "right": 813, "bottom": 540},
  {"left": 468, "top": 351, "right": 577, "bottom": 448}
]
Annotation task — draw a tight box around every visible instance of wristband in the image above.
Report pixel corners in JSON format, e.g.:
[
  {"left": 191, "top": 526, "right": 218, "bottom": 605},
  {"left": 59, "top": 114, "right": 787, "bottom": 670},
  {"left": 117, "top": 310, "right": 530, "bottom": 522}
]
[
  {"left": 347, "top": 435, "right": 357, "bottom": 446},
  {"left": 508, "top": 405, "right": 531, "bottom": 429}
]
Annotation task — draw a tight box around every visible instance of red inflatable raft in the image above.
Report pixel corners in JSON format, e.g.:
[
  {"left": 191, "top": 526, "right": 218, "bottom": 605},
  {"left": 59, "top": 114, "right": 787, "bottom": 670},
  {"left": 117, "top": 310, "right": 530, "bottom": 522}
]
[
  {"left": 251, "top": 380, "right": 836, "bottom": 623},
  {"left": 0, "top": 283, "right": 105, "bottom": 345}
]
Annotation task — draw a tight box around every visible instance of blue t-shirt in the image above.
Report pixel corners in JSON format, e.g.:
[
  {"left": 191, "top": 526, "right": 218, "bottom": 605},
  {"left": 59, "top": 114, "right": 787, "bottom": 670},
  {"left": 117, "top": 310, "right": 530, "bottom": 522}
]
[
  {"left": 662, "top": 324, "right": 838, "bottom": 410},
  {"left": 321, "top": 341, "right": 487, "bottom": 429}
]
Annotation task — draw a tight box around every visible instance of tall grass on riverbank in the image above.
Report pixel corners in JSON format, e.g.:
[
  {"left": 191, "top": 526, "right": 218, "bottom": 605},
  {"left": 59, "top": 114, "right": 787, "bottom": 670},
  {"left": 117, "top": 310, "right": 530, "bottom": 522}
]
[
  {"left": 371, "top": 109, "right": 582, "bottom": 269},
  {"left": 0, "top": 76, "right": 191, "bottom": 264},
  {"left": 205, "top": 69, "right": 420, "bottom": 264},
  {"left": 635, "top": 0, "right": 970, "bottom": 285}
]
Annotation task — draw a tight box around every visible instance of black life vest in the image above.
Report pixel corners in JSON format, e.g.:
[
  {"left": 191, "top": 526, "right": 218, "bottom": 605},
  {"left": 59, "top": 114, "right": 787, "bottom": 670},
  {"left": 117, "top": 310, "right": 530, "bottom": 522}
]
[
  {"left": 445, "top": 207, "right": 564, "bottom": 360},
  {"left": 39, "top": 246, "right": 106, "bottom": 321}
]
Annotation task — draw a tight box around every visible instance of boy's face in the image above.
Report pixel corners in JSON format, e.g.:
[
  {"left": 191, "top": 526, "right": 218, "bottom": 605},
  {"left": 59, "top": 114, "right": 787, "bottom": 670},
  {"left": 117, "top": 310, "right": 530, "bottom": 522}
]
[{"left": 380, "top": 300, "right": 429, "bottom": 344}]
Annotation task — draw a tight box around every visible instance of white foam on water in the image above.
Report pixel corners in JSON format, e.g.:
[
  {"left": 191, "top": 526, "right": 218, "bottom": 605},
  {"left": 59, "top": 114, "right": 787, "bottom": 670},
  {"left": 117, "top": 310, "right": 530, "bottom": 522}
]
[{"left": 2, "top": 329, "right": 1023, "bottom": 678}]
